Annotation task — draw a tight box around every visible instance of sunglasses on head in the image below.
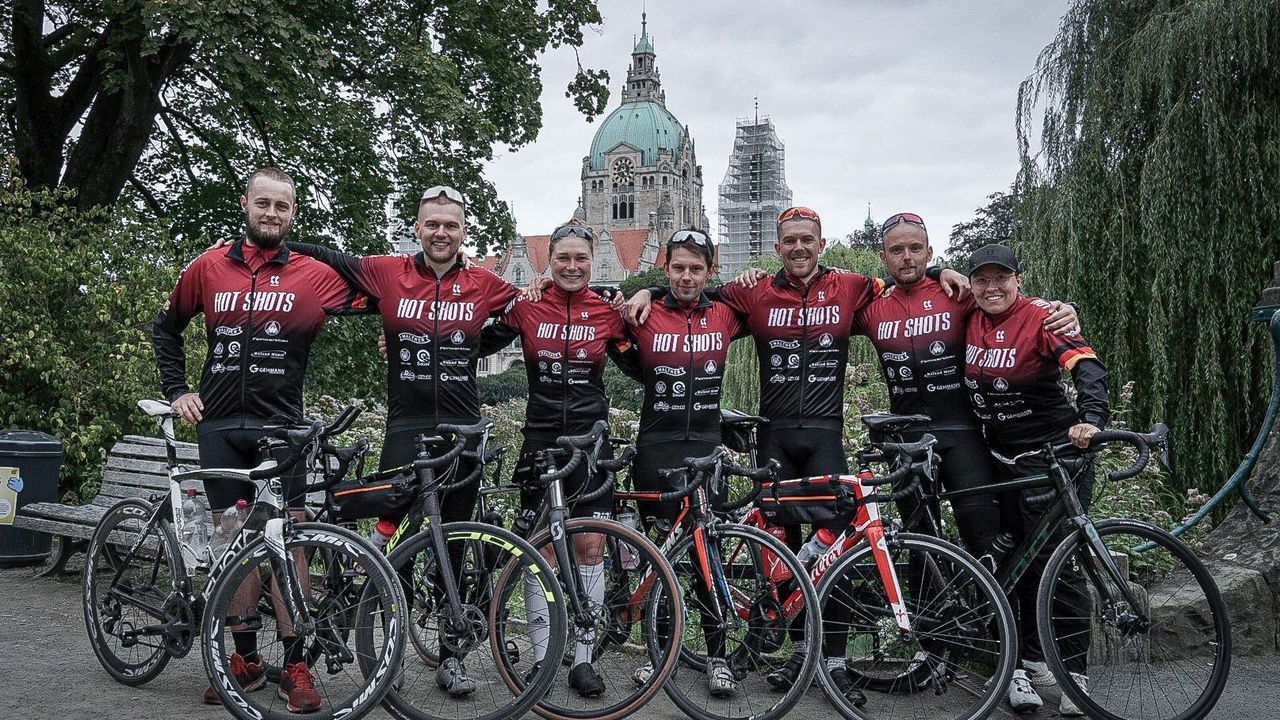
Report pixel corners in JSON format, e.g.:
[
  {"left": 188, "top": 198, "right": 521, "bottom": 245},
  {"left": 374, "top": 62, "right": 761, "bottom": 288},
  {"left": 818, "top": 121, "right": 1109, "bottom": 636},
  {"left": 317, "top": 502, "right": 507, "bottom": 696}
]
[
  {"left": 421, "top": 185, "right": 466, "bottom": 207},
  {"left": 669, "top": 229, "right": 710, "bottom": 246},
  {"left": 551, "top": 224, "right": 594, "bottom": 242},
  {"left": 881, "top": 212, "right": 926, "bottom": 234},
  {"left": 777, "top": 206, "right": 821, "bottom": 225}
]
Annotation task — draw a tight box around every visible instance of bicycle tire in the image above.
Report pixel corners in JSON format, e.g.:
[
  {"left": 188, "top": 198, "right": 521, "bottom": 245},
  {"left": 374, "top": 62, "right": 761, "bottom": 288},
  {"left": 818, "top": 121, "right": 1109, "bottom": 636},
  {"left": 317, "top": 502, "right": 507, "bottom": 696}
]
[
  {"left": 83, "top": 498, "right": 182, "bottom": 686},
  {"left": 510, "top": 517, "right": 683, "bottom": 720},
  {"left": 1037, "top": 518, "right": 1231, "bottom": 720},
  {"left": 815, "top": 531, "right": 1016, "bottom": 720},
  {"left": 203, "top": 522, "right": 406, "bottom": 720},
  {"left": 375, "top": 520, "right": 568, "bottom": 720},
  {"left": 662, "top": 522, "right": 820, "bottom": 720}
]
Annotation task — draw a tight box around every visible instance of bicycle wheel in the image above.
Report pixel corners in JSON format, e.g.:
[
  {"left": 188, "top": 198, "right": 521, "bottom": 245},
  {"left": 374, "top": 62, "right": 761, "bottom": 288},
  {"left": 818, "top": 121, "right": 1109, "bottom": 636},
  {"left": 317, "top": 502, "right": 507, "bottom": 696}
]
[
  {"left": 816, "top": 531, "right": 1016, "bottom": 720},
  {"left": 1037, "top": 518, "right": 1231, "bottom": 720},
  {"left": 83, "top": 498, "right": 182, "bottom": 685},
  {"left": 377, "top": 520, "right": 568, "bottom": 720},
  {"left": 203, "top": 523, "right": 406, "bottom": 720},
  {"left": 512, "top": 517, "right": 683, "bottom": 720},
  {"left": 663, "top": 522, "right": 820, "bottom": 720}
]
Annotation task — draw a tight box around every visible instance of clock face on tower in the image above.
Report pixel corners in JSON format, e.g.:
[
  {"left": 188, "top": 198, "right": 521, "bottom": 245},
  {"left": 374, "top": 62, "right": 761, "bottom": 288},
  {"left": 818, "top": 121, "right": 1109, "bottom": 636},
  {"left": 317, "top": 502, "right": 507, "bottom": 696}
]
[{"left": 612, "top": 157, "right": 635, "bottom": 185}]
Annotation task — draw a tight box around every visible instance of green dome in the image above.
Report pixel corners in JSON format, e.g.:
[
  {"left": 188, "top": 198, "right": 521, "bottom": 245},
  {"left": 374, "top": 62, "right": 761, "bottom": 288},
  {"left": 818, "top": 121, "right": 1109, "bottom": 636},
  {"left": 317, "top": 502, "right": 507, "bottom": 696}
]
[{"left": 589, "top": 101, "right": 684, "bottom": 171}]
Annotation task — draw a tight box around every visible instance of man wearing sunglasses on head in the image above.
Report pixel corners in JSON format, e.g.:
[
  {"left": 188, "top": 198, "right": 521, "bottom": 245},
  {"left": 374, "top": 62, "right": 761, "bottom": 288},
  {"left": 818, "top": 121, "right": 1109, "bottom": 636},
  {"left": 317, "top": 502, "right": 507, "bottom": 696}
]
[
  {"left": 284, "top": 185, "right": 518, "bottom": 697},
  {"left": 609, "top": 227, "right": 752, "bottom": 698}
]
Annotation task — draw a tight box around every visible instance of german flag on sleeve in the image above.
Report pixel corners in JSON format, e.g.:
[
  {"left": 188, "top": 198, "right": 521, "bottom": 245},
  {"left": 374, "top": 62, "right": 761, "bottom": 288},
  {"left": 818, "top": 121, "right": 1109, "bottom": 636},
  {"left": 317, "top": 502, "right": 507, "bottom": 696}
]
[{"left": 1052, "top": 336, "right": 1098, "bottom": 371}]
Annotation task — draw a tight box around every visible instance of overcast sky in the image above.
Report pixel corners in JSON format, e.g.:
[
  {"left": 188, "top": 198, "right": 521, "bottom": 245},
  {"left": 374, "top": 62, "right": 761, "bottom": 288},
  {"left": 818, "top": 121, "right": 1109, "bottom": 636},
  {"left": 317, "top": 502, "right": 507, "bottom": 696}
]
[{"left": 483, "top": 0, "right": 1068, "bottom": 255}]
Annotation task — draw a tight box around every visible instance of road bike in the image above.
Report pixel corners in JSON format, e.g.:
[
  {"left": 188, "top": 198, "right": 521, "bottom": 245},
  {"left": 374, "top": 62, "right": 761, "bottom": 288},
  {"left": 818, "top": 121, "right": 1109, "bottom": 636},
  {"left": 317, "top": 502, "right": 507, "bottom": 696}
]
[
  {"left": 83, "top": 400, "right": 406, "bottom": 720},
  {"left": 879, "top": 412, "right": 1231, "bottom": 720}
]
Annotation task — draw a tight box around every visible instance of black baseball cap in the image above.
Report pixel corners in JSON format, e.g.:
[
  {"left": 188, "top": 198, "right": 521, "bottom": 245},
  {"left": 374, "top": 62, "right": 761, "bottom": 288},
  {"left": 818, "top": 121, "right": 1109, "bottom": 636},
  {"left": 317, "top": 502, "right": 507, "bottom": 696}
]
[{"left": 966, "top": 244, "right": 1020, "bottom": 275}]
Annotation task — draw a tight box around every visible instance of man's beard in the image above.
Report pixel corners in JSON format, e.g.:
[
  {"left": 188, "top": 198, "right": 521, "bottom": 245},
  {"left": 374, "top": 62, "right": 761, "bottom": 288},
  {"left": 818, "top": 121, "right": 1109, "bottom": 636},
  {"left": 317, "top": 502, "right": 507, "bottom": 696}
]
[{"left": 246, "top": 221, "right": 288, "bottom": 248}]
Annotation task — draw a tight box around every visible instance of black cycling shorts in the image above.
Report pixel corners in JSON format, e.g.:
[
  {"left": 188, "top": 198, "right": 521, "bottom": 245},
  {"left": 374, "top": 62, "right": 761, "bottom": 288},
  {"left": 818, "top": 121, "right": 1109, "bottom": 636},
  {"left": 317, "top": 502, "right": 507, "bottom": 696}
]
[
  {"left": 631, "top": 440, "right": 721, "bottom": 527},
  {"left": 512, "top": 436, "right": 613, "bottom": 519},
  {"left": 757, "top": 425, "right": 848, "bottom": 544},
  {"left": 197, "top": 425, "right": 307, "bottom": 512}
]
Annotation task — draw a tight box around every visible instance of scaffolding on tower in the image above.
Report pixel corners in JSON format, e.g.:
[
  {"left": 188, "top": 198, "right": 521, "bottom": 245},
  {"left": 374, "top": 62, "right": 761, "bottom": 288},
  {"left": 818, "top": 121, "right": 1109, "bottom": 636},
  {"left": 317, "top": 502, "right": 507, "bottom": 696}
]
[{"left": 716, "top": 109, "right": 792, "bottom": 277}]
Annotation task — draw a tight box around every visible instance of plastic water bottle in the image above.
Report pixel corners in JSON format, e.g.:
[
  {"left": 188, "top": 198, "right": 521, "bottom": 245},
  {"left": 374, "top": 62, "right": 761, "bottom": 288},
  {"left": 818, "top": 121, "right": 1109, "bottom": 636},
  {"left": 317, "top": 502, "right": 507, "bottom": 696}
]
[
  {"left": 616, "top": 506, "right": 640, "bottom": 570},
  {"left": 179, "top": 488, "right": 209, "bottom": 560},
  {"left": 368, "top": 519, "right": 397, "bottom": 553},
  {"left": 761, "top": 525, "right": 792, "bottom": 582},
  {"left": 796, "top": 528, "right": 837, "bottom": 565},
  {"left": 210, "top": 498, "right": 249, "bottom": 561}
]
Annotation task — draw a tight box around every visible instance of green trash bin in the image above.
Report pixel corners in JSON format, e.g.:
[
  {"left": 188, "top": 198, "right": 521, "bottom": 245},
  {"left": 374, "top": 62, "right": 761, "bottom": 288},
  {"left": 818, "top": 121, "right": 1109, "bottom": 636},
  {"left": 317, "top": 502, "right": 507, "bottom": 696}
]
[{"left": 0, "top": 430, "right": 63, "bottom": 566}]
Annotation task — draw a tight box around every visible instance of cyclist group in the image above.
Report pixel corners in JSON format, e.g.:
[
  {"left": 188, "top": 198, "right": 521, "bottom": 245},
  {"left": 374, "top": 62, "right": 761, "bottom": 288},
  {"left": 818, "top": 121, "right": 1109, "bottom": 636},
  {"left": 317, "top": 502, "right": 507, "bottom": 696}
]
[{"left": 153, "top": 166, "right": 1109, "bottom": 716}]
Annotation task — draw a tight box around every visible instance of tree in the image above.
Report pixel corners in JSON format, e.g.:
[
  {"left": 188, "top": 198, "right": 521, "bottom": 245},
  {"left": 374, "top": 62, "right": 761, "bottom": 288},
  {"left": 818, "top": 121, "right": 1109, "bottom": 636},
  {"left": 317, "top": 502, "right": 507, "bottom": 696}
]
[
  {"left": 1015, "top": 0, "right": 1280, "bottom": 499},
  {"left": 1, "top": 0, "right": 610, "bottom": 255},
  {"left": 618, "top": 267, "right": 669, "bottom": 298},
  {"left": 947, "top": 191, "right": 1014, "bottom": 267}
]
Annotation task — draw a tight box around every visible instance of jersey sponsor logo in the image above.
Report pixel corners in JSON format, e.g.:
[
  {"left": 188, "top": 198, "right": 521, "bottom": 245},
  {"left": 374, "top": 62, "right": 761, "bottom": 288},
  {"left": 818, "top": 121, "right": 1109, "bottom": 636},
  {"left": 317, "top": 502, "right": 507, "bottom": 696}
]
[
  {"left": 535, "top": 323, "right": 597, "bottom": 341},
  {"left": 655, "top": 381, "right": 667, "bottom": 394},
  {"left": 787, "top": 354, "right": 800, "bottom": 368},
  {"left": 211, "top": 362, "right": 227, "bottom": 374},
  {"left": 926, "top": 382, "right": 961, "bottom": 392},
  {"left": 923, "top": 366, "right": 957, "bottom": 378},
  {"left": 399, "top": 332, "right": 430, "bottom": 344},
  {"left": 769, "top": 339, "right": 801, "bottom": 350},
  {"left": 654, "top": 401, "right": 671, "bottom": 412},
  {"left": 538, "top": 361, "right": 547, "bottom": 370},
  {"left": 452, "top": 283, "right": 461, "bottom": 296},
  {"left": 704, "top": 360, "right": 717, "bottom": 374},
  {"left": 694, "top": 387, "right": 719, "bottom": 396},
  {"left": 973, "top": 393, "right": 986, "bottom": 407},
  {"left": 810, "top": 359, "right": 839, "bottom": 368},
  {"left": 654, "top": 365, "right": 686, "bottom": 377},
  {"left": 248, "top": 364, "right": 285, "bottom": 375},
  {"left": 899, "top": 366, "right": 913, "bottom": 380},
  {"left": 770, "top": 373, "right": 787, "bottom": 384},
  {"left": 807, "top": 374, "right": 837, "bottom": 383},
  {"left": 537, "top": 350, "right": 562, "bottom": 359},
  {"left": 214, "top": 325, "right": 243, "bottom": 337},
  {"left": 650, "top": 332, "right": 724, "bottom": 353},
  {"left": 214, "top": 342, "right": 224, "bottom": 355},
  {"left": 819, "top": 332, "right": 833, "bottom": 347},
  {"left": 451, "top": 330, "right": 465, "bottom": 344},
  {"left": 228, "top": 341, "right": 240, "bottom": 356},
  {"left": 964, "top": 377, "right": 979, "bottom": 389},
  {"left": 887, "top": 367, "right": 896, "bottom": 380},
  {"left": 417, "top": 349, "right": 430, "bottom": 364},
  {"left": 966, "top": 346, "right": 1018, "bottom": 368},
  {"left": 995, "top": 330, "right": 1006, "bottom": 342},
  {"left": 766, "top": 306, "right": 841, "bottom": 327},
  {"left": 551, "top": 363, "right": 562, "bottom": 373},
  {"left": 399, "top": 348, "right": 411, "bottom": 362},
  {"left": 269, "top": 275, "right": 280, "bottom": 287},
  {"left": 997, "top": 409, "right": 1034, "bottom": 422},
  {"left": 441, "top": 359, "right": 467, "bottom": 367},
  {"left": 923, "top": 299, "right": 933, "bottom": 310},
  {"left": 693, "top": 402, "right": 720, "bottom": 411},
  {"left": 892, "top": 386, "right": 903, "bottom": 395},
  {"left": 881, "top": 351, "right": 909, "bottom": 362},
  {"left": 993, "top": 377, "right": 1009, "bottom": 392},
  {"left": 580, "top": 311, "right": 590, "bottom": 320},
  {"left": 699, "top": 316, "right": 708, "bottom": 328},
  {"left": 568, "top": 377, "right": 589, "bottom": 385},
  {"left": 577, "top": 349, "right": 587, "bottom": 359},
  {"left": 251, "top": 350, "right": 284, "bottom": 359},
  {"left": 672, "top": 381, "right": 686, "bottom": 396},
  {"left": 930, "top": 341, "right": 945, "bottom": 356},
  {"left": 264, "top": 320, "right": 281, "bottom": 337},
  {"left": 771, "top": 354, "right": 782, "bottom": 367},
  {"left": 399, "top": 369, "right": 415, "bottom": 381}
]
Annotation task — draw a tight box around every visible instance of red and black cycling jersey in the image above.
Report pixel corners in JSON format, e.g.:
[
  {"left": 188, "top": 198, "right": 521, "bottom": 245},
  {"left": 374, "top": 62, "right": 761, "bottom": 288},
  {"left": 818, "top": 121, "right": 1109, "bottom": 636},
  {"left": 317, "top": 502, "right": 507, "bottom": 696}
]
[
  {"left": 288, "top": 243, "right": 516, "bottom": 429},
  {"left": 852, "top": 278, "right": 979, "bottom": 429},
  {"left": 716, "top": 267, "right": 883, "bottom": 430},
  {"left": 964, "top": 296, "right": 1109, "bottom": 454},
  {"left": 619, "top": 293, "right": 744, "bottom": 446},
  {"left": 153, "top": 239, "right": 369, "bottom": 429},
  {"left": 479, "top": 284, "right": 630, "bottom": 440}
]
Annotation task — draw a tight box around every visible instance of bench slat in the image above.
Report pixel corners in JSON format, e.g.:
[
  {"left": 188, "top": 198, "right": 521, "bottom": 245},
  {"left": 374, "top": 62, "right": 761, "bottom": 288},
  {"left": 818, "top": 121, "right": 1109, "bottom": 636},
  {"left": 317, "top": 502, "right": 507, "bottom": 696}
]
[{"left": 108, "top": 441, "right": 199, "bottom": 462}]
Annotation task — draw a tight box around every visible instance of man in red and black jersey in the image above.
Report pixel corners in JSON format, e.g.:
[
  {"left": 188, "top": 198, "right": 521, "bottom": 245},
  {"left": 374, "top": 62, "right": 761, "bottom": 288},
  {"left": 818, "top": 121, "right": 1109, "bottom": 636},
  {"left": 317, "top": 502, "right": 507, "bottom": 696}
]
[
  {"left": 287, "top": 186, "right": 517, "bottom": 697},
  {"left": 852, "top": 213, "right": 1076, "bottom": 561},
  {"left": 612, "top": 228, "right": 748, "bottom": 697},
  {"left": 965, "top": 244, "right": 1108, "bottom": 715},
  {"left": 153, "top": 167, "right": 369, "bottom": 711}
]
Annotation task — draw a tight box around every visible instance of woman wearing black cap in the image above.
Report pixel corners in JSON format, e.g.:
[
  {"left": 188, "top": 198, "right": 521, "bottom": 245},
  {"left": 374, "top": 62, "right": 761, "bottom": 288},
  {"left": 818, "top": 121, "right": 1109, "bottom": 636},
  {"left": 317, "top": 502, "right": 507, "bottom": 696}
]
[{"left": 964, "top": 243, "right": 1108, "bottom": 716}]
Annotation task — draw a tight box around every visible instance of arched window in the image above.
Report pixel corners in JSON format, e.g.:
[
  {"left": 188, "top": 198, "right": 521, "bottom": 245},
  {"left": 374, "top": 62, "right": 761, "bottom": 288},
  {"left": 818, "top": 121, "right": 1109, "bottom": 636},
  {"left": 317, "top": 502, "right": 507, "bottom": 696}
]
[{"left": 513, "top": 266, "right": 525, "bottom": 285}]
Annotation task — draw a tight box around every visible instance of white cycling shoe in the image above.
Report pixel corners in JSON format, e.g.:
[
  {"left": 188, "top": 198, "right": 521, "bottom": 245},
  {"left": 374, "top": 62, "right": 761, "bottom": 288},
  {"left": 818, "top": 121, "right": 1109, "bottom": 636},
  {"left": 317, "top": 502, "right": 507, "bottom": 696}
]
[{"left": 1006, "top": 669, "right": 1044, "bottom": 714}]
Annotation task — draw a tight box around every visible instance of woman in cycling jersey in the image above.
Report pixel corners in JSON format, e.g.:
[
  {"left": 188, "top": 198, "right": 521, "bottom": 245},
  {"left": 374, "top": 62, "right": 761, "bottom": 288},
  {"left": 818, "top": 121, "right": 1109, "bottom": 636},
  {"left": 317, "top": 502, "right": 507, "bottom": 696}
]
[{"left": 964, "top": 243, "right": 1108, "bottom": 717}]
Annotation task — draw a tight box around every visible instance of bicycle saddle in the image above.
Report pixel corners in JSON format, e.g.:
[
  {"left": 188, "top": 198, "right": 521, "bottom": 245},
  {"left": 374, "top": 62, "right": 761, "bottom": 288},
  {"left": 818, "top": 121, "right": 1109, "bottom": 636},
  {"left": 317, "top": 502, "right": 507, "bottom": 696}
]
[
  {"left": 720, "top": 409, "right": 767, "bottom": 428},
  {"left": 137, "top": 399, "right": 177, "bottom": 418},
  {"left": 860, "top": 413, "right": 932, "bottom": 435}
]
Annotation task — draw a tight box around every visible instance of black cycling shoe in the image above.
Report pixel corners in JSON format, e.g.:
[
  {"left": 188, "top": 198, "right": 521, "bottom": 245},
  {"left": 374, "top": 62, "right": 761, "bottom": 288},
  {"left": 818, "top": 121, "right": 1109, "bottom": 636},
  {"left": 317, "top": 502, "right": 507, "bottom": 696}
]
[
  {"left": 829, "top": 666, "right": 868, "bottom": 707},
  {"left": 765, "top": 652, "right": 806, "bottom": 692},
  {"left": 524, "top": 660, "right": 543, "bottom": 685},
  {"left": 569, "top": 662, "right": 606, "bottom": 698}
]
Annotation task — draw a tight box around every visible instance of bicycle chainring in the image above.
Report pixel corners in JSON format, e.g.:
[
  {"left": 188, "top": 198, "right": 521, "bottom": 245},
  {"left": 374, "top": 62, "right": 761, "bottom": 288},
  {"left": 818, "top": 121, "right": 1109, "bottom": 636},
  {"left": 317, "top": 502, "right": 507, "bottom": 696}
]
[{"left": 162, "top": 593, "right": 196, "bottom": 657}]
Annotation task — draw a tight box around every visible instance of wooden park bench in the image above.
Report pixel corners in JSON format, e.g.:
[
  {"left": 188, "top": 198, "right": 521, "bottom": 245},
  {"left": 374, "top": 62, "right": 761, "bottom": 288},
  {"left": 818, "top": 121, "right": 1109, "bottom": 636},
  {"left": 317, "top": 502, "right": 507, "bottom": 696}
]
[{"left": 13, "top": 434, "right": 325, "bottom": 577}]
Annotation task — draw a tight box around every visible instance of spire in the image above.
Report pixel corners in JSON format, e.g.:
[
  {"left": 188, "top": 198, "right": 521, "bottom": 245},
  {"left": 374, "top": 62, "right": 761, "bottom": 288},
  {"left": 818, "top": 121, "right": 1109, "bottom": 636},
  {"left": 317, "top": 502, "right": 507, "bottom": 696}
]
[
  {"left": 624, "top": 11, "right": 664, "bottom": 105},
  {"left": 864, "top": 203, "right": 877, "bottom": 237}
]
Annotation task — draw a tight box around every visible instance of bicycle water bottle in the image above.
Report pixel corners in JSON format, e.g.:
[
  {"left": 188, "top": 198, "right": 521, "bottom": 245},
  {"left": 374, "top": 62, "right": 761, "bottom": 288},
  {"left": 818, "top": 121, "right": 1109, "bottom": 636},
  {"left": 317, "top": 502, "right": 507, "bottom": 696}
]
[
  {"left": 210, "top": 498, "right": 249, "bottom": 561},
  {"left": 760, "top": 524, "right": 793, "bottom": 581},
  {"left": 616, "top": 505, "right": 640, "bottom": 570},
  {"left": 179, "top": 488, "right": 210, "bottom": 560},
  {"left": 797, "top": 528, "right": 836, "bottom": 565},
  {"left": 368, "top": 519, "right": 397, "bottom": 552}
]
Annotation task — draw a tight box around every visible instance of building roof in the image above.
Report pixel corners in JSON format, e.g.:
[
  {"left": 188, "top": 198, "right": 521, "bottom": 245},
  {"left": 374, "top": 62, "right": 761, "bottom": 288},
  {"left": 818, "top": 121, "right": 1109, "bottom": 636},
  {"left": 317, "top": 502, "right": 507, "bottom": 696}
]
[
  {"left": 589, "top": 101, "right": 685, "bottom": 171},
  {"left": 474, "top": 255, "right": 499, "bottom": 271}
]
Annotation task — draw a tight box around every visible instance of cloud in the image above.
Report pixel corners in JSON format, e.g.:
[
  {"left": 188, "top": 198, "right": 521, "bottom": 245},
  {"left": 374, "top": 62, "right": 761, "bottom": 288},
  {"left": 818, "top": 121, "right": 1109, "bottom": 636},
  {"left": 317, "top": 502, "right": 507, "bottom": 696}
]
[{"left": 485, "top": 0, "right": 1066, "bottom": 252}]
